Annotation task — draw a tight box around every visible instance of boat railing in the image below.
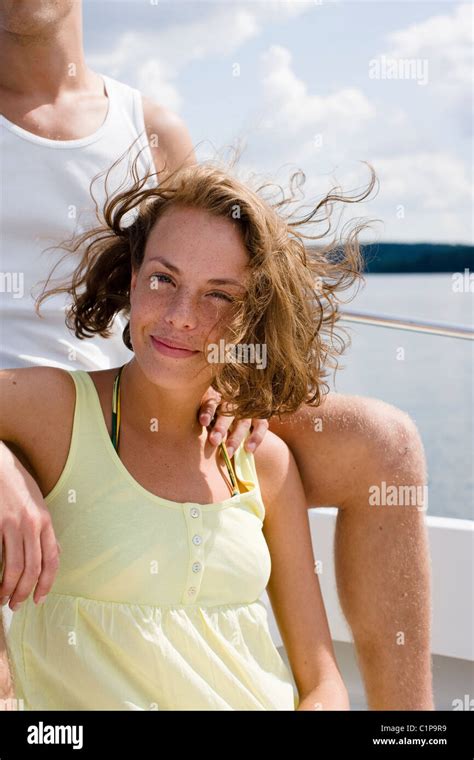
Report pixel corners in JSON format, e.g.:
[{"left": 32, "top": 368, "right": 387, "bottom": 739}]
[{"left": 339, "top": 309, "right": 473, "bottom": 340}]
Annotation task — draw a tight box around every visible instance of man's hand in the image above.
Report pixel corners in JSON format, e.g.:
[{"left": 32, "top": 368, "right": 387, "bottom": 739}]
[
  {"left": 198, "top": 387, "right": 269, "bottom": 458},
  {"left": 0, "top": 442, "right": 61, "bottom": 610}
]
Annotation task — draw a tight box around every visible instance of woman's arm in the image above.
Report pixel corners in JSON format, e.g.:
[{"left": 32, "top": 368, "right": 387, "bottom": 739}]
[
  {"left": 255, "top": 431, "right": 350, "bottom": 710},
  {"left": 0, "top": 367, "right": 69, "bottom": 706},
  {"left": 0, "top": 610, "right": 15, "bottom": 707},
  {"left": 0, "top": 369, "right": 65, "bottom": 610},
  {"left": 0, "top": 441, "right": 37, "bottom": 706}
]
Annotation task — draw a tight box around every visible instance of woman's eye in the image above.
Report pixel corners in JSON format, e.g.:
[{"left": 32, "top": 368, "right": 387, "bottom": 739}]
[
  {"left": 149, "top": 273, "right": 172, "bottom": 286},
  {"left": 209, "top": 292, "right": 234, "bottom": 302},
  {"left": 148, "top": 275, "right": 232, "bottom": 303}
]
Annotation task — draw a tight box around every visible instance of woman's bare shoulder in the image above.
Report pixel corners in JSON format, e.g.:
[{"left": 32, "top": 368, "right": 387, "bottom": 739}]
[
  {"left": 0, "top": 365, "right": 75, "bottom": 397},
  {"left": 253, "top": 431, "right": 294, "bottom": 511},
  {"left": 0, "top": 366, "right": 76, "bottom": 446},
  {"left": 253, "top": 430, "right": 291, "bottom": 468}
]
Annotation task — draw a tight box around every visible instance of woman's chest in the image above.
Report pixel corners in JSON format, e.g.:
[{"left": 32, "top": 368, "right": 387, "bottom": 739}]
[
  {"left": 117, "top": 431, "right": 238, "bottom": 504},
  {"left": 48, "top": 487, "right": 271, "bottom": 607}
]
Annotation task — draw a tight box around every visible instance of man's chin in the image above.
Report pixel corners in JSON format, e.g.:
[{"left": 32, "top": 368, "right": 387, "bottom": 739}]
[{"left": 0, "top": 1, "right": 76, "bottom": 36}]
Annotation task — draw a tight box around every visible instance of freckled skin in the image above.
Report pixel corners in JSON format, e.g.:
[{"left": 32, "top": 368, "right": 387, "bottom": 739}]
[{"left": 269, "top": 395, "right": 433, "bottom": 709}]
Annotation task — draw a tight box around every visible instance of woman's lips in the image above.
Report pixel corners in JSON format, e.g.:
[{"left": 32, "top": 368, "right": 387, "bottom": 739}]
[{"left": 150, "top": 335, "right": 200, "bottom": 359}]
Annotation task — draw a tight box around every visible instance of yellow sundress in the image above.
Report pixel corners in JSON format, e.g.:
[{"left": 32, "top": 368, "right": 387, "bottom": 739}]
[{"left": 6, "top": 369, "right": 299, "bottom": 710}]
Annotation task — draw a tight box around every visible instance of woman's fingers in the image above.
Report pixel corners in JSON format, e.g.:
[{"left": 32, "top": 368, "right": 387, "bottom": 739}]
[
  {"left": 32, "top": 522, "right": 61, "bottom": 605},
  {"left": 0, "top": 528, "right": 25, "bottom": 608},
  {"left": 7, "top": 529, "right": 42, "bottom": 609},
  {"left": 0, "top": 513, "right": 61, "bottom": 610},
  {"left": 0, "top": 445, "right": 62, "bottom": 609}
]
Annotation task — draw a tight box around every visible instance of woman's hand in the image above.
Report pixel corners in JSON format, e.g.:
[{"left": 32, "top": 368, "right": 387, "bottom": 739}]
[
  {"left": 296, "top": 677, "right": 351, "bottom": 710},
  {"left": 0, "top": 632, "right": 16, "bottom": 711},
  {"left": 0, "top": 441, "right": 61, "bottom": 610},
  {"left": 198, "top": 387, "right": 269, "bottom": 458}
]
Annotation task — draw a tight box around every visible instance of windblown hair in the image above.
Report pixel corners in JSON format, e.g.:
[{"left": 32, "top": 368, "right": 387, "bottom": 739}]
[{"left": 35, "top": 142, "right": 378, "bottom": 420}]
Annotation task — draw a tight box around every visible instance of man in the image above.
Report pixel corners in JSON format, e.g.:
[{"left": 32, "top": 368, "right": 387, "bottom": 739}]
[{"left": 0, "top": 0, "right": 433, "bottom": 710}]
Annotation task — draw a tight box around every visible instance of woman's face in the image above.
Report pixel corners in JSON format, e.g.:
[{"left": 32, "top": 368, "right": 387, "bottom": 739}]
[{"left": 129, "top": 204, "right": 249, "bottom": 393}]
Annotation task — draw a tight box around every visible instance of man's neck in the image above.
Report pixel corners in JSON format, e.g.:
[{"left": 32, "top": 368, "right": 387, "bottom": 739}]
[{"left": 0, "top": 4, "right": 91, "bottom": 98}]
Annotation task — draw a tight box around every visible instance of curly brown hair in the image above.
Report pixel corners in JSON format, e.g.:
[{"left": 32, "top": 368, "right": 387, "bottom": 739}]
[{"left": 35, "top": 143, "right": 378, "bottom": 421}]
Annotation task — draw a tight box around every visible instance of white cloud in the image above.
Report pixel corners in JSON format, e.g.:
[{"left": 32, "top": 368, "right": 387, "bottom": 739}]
[
  {"left": 88, "top": 1, "right": 314, "bottom": 110},
  {"left": 369, "top": 151, "right": 472, "bottom": 211},
  {"left": 293, "top": 150, "right": 472, "bottom": 243},
  {"left": 135, "top": 59, "right": 182, "bottom": 112},
  {"left": 88, "top": 8, "right": 258, "bottom": 108},
  {"left": 243, "top": 10, "right": 472, "bottom": 243},
  {"left": 384, "top": 3, "right": 473, "bottom": 89},
  {"left": 258, "top": 44, "right": 376, "bottom": 136}
]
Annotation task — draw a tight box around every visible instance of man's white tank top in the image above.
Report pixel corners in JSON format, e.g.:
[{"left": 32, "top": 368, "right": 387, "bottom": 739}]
[{"left": 0, "top": 73, "right": 157, "bottom": 370}]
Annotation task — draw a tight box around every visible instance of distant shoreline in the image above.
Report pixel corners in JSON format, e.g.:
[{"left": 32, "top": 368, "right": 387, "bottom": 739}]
[{"left": 310, "top": 243, "right": 474, "bottom": 273}]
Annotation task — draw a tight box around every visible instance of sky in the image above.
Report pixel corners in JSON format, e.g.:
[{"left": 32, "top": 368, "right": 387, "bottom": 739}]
[{"left": 83, "top": 0, "right": 472, "bottom": 244}]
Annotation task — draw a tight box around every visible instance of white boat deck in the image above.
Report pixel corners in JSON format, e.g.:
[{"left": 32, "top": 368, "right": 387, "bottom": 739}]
[{"left": 263, "top": 508, "right": 474, "bottom": 710}]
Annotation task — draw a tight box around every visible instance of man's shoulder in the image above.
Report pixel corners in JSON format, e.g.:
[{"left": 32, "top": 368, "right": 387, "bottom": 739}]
[{"left": 141, "top": 95, "right": 196, "bottom": 174}]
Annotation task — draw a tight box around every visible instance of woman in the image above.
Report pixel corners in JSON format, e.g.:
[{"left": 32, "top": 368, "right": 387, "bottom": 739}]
[{"left": 0, "top": 154, "right": 374, "bottom": 710}]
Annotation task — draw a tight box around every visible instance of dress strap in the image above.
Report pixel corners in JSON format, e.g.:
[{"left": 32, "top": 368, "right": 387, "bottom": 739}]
[{"left": 110, "top": 365, "right": 240, "bottom": 497}]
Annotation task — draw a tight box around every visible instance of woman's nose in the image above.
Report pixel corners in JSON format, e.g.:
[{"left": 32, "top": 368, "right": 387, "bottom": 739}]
[{"left": 163, "top": 292, "right": 199, "bottom": 330}]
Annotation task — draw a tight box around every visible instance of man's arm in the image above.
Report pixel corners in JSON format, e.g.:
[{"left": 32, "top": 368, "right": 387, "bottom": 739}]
[{"left": 142, "top": 96, "right": 197, "bottom": 177}]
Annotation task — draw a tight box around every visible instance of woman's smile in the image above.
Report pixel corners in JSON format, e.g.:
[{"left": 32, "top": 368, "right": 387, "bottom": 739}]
[{"left": 150, "top": 334, "right": 201, "bottom": 359}]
